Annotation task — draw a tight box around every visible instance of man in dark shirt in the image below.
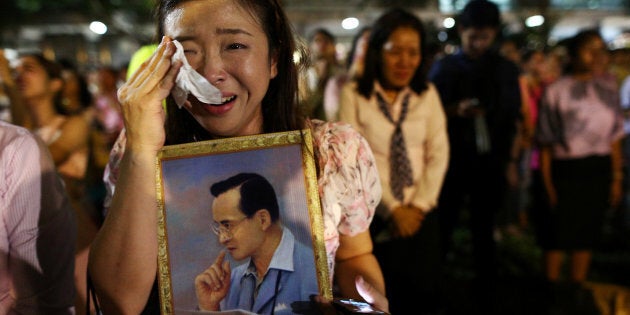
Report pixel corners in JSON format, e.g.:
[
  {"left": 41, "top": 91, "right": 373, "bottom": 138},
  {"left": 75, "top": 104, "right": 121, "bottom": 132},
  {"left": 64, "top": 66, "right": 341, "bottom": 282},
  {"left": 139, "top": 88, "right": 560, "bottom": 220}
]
[{"left": 428, "top": 0, "right": 521, "bottom": 310}]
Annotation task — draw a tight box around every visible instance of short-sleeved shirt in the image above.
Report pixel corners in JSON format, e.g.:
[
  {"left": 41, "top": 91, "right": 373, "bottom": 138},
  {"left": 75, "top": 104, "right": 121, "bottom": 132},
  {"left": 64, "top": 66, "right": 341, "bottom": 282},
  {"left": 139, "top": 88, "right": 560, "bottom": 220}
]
[
  {"left": 537, "top": 75, "right": 625, "bottom": 159},
  {"left": 0, "top": 121, "right": 76, "bottom": 314},
  {"left": 103, "top": 119, "right": 381, "bottom": 275}
]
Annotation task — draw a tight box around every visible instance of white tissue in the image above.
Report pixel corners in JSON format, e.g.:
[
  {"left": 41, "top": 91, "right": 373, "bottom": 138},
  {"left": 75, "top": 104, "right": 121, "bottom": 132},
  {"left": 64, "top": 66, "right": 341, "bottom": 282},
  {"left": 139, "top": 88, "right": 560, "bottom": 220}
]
[{"left": 170, "top": 40, "right": 222, "bottom": 108}]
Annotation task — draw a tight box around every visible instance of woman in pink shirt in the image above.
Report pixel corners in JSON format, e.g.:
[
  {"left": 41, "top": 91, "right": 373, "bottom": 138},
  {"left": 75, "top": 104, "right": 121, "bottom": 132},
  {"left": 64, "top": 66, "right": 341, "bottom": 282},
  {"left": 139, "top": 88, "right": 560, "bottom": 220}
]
[{"left": 537, "top": 30, "right": 624, "bottom": 290}]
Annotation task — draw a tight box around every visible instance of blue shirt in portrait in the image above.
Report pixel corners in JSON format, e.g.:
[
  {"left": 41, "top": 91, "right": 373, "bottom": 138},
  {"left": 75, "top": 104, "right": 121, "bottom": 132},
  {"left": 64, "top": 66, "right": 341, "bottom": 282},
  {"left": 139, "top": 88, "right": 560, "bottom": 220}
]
[{"left": 221, "top": 227, "right": 319, "bottom": 315}]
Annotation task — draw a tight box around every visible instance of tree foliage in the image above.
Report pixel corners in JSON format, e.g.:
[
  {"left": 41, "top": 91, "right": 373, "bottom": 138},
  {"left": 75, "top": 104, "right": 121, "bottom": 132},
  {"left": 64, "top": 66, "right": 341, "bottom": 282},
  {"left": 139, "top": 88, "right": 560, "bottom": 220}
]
[{"left": 0, "top": 0, "right": 154, "bottom": 26}]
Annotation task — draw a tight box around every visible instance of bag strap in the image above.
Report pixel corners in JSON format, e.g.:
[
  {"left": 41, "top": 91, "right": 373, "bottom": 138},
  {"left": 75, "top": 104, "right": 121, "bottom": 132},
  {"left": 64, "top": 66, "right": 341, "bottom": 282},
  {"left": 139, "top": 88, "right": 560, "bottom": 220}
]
[{"left": 87, "top": 272, "right": 102, "bottom": 315}]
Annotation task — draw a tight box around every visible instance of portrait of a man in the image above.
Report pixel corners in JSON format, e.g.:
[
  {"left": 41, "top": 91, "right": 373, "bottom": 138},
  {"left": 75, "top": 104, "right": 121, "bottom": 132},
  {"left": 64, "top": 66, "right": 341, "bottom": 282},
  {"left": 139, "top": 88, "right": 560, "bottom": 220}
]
[
  {"left": 194, "top": 173, "right": 318, "bottom": 314},
  {"left": 155, "top": 131, "right": 329, "bottom": 315}
]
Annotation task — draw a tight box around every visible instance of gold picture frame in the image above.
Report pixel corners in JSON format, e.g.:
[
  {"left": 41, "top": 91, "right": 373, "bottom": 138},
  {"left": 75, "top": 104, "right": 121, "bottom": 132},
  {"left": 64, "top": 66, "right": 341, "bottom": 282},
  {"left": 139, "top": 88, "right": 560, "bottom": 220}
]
[{"left": 156, "top": 129, "right": 332, "bottom": 314}]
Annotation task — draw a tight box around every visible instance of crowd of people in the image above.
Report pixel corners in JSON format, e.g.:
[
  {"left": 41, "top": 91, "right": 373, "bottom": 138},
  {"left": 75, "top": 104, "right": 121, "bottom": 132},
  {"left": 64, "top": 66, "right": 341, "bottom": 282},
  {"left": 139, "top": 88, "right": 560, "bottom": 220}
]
[{"left": 1, "top": 0, "right": 629, "bottom": 314}]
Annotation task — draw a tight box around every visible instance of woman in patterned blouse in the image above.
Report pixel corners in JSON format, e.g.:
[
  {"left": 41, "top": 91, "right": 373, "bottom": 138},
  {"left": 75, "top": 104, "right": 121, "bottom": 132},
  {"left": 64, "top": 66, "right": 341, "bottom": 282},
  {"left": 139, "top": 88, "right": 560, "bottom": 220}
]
[{"left": 88, "top": 0, "right": 388, "bottom": 314}]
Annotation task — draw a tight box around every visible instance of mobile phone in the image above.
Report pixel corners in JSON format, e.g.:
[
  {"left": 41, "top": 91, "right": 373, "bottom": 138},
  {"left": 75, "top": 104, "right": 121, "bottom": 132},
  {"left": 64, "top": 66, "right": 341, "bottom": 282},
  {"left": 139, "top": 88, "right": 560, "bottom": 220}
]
[{"left": 332, "top": 298, "right": 389, "bottom": 315}]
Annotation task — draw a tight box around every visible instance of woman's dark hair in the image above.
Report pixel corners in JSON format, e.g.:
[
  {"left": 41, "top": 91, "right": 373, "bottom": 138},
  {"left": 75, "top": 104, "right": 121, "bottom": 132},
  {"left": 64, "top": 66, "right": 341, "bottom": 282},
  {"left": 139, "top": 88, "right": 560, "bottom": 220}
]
[
  {"left": 21, "top": 53, "right": 65, "bottom": 113},
  {"left": 565, "top": 29, "right": 603, "bottom": 74},
  {"left": 59, "top": 59, "right": 93, "bottom": 115},
  {"left": 210, "top": 173, "right": 280, "bottom": 222},
  {"left": 345, "top": 27, "right": 371, "bottom": 70},
  {"left": 357, "top": 8, "right": 429, "bottom": 98},
  {"left": 309, "top": 28, "right": 335, "bottom": 44},
  {"left": 156, "top": 0, "right": 305, "bottom": 144},
  {"left": 76, "top": 72, "right": 93, "bottom": 109},
  {"left": 521, "top": 48, "right": 542, "bottom": 65}
]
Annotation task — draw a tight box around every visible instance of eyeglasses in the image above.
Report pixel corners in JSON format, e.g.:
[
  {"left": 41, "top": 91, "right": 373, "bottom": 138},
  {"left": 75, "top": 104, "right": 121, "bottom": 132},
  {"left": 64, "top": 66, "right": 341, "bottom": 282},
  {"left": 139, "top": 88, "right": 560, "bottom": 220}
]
[{"left": 211, "top": 216, "right": 249, "bottom": 238}]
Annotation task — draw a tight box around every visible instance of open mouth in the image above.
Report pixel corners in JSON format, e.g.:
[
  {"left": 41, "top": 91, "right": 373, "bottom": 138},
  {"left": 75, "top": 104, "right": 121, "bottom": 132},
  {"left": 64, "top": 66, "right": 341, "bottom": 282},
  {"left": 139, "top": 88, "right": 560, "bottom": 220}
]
[{"left": 210, "top": 95, "right": 237, "bottom": 106}]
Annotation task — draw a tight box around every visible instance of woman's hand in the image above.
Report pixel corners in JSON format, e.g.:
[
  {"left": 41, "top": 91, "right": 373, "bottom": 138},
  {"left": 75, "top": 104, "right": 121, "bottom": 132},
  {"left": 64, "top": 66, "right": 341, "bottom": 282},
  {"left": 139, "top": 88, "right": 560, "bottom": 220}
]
[
  {"left": 0, "top": 50, "right": 14, "bottom": 87},
  {"left": 545, "top": 186, "right": 558, "bottom": 208},
  {"left": 309, "top": 276, "right": 390, "bottom": 315},
  {"left": 539, "top": 147, "right": 557, "bottom": 208},
  {"left": 610, "top": 178, "right": 623, "bottom": 208},
  {"left": 117, "top": 36, "right": 182, "bottom": 155},
  {"left": 355, "top": 275, "right": 389, "bottom": 313},
  {"left": 390, "top": 205, "right": 424, "bottom": 238},
  {"left": 506, "top": 160, "right": 520, "bottom": 189}
]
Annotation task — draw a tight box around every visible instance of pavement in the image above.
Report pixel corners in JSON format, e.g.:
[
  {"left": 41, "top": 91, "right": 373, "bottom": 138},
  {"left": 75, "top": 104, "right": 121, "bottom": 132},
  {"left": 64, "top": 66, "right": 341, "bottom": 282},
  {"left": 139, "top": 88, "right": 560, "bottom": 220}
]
[{"left": 437, "top": 223, "right": 630, "bottom": 315}]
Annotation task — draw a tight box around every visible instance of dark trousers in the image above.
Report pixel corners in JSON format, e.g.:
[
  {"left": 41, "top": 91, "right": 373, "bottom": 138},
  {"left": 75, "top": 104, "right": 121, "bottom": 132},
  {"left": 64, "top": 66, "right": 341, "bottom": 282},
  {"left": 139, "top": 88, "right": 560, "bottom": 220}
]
[
  {"left": 437, "top": 154, "right": 506, "bottom": 287},
  {"left": 371, "top": 211, "right": 443, "bottom": 315}
]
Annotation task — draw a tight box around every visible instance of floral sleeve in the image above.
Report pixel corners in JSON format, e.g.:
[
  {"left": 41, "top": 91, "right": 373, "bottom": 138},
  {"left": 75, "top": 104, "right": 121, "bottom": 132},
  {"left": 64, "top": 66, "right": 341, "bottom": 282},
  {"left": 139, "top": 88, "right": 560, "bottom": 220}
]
[{"left": 310, "top": 119, "right": 381, "bottom": 269}]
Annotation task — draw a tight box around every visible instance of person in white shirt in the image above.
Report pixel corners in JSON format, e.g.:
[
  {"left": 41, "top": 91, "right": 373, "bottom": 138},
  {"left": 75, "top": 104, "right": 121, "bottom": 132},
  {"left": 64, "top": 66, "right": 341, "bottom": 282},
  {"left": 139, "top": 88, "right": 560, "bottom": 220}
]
[{"left": 339, "top": 8, "right": 449, "bottom": 314}]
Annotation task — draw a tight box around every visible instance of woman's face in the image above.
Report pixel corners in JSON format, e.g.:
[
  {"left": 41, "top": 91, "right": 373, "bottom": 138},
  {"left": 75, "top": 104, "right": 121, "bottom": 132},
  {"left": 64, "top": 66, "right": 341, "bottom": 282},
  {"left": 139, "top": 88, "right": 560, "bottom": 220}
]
[
  {"left": 523, "top": 51, "right": 546, "bottom": 78},
  {"left": 15, "top": 56, "right": 59, "bottom": 102},
  {"left": 310, "top": 32, "right": 335, "bottom": 61},
  {"left": 380, "top": 26, "right": 421, "bottom": 91},
  {"left": 164, "top": 0, "right": 277, "bottom": 137},
  {"left": 541, "top": 55, "right": 561, "bottom": 84},
  {"left": 574, "top": 35, "right": 607, "bottom": 75},
  {"left": 62, "top": 70, "right": 79, "bottom": 98}
]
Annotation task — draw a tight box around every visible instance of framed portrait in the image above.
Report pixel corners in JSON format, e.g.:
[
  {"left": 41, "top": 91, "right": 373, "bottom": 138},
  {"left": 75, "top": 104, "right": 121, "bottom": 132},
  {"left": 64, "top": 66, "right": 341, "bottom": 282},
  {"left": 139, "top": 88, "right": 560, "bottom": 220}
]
[{"left": 155, "top": 129, "right": 332, "bottom": 315}]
